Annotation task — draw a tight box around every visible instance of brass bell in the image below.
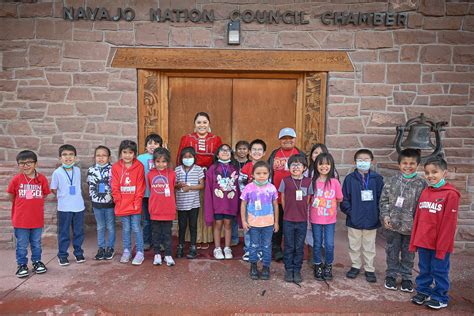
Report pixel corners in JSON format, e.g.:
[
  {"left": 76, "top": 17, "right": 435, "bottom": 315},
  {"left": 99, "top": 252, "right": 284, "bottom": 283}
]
[{"left": 401, "top": 121, "right": 435, "bottom": 150}]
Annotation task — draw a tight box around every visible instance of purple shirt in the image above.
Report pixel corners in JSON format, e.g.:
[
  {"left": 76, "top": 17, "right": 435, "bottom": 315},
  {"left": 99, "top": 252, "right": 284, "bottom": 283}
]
[{"left": 279, "top": 176, "right": 313, "bottom": 222}]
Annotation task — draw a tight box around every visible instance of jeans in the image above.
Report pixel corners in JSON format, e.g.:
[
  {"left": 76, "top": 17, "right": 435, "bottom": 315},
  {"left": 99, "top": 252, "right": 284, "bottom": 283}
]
[
  {"left": 15, "top": 228, "right": 42, "bottom": 265},
  {"left": 272, "top": 204, "right": 284, "bottom": 251},
  {"left": 57, "top": 211, "right": 85, "bottom": 259},
  {"left": 312, "top": 223, "right": 335, "bottom": 265},
  {"left": 416, "top": 247, "right": 451, "bottom": 304},
  {"left": 178, "top": 208, "right": 199, "bottom": 245},
  {"left": 231, "top": 217, "right": 239, "bottom": 244},
  {"left": 283, "top": 220, "right": 306, "bottom": 272},
  {"left": 142, "top": 198, "right": 152, "bottom": 245},
  {"left": 121, "top": 214, "right": 143, "bottom": 253},
  {"left": 243, "top": 230, "right": 251, "bottom": 252},
  {"left": 152, "top": 220, "right": 173, "bottom": 256},
  {"left": 385, "top": 230, "right": 414, "bottom": 280},
  {"left": 93, "top": 207, "right": 116, "bottom": 249},
  {"left": 249, "top": 226, "right": 273, "bottom": 267}
]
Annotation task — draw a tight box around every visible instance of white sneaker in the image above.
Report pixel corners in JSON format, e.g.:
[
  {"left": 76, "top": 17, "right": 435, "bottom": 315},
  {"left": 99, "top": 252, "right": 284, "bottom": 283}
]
[
  {"left": 223, "top": 247, "right": 233, "bottom": 259},
  {"left": 213, "top": 247, "right": 224, "bottom": 260},
  {"left": 120, "top": 250, "right": 131, "bottom": 263},
  {"left": 164, "top": 256, "right": 175, "bottom": 266},
  {"left": 132, "top": 251, "right": 144, "bottom": 265},
  {"left": 242, "top": 251, "right": 249, "bottom": 262},
  {"left": 153, "top": 254, "right": 162, "bottom": 266}
]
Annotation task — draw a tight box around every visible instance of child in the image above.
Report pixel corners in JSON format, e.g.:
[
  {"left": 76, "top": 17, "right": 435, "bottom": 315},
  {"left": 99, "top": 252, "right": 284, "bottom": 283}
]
[
  {"left": 311, "top": 153, "right": 343, "bottom": 281},
  {"left": 175, "top": 147, "right": 205, "bottom": 259},
  {"left": 204, "top": 144, "right": 240, "bottom": 260},
  {"left": 137, "top": 133, "right": 163, "bottom": 251},
  {"left": 341, "top": 149, "right": 384, "bottom": 283},
  {"left": 148, "top": 148, "right": 177, "bottom": 266},
  {"left": 241, "top": 161, "right": 279, "bottom": 280},
  {"left": 51, "top": 144, "right": 86, "bottom": 266},
  {"left": 409, "top": 157, "right": 460, "bottom": 310},
  {"left": 232, "top": 140, "right": 250, "bottom": 246},
  {"left": 380, "top": 149, "right": 426, "bottom": 292},
  {"left": 239, "top": 139, "right": 267, "bottom": 261},
  {"left": 111, "top": 140, "right": 146, "bottom": 265},
  {"left": 87, "top": 146, "right": 115, "bottom": 261},
  {"left": 7, "top": 150, "right": 51, "bottom": 277},
  {"left": 279, "top": 154, "right": 313, "bottom": 283}
]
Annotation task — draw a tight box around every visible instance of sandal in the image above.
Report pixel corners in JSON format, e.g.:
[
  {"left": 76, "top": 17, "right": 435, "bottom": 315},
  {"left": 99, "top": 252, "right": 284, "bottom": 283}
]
[
  {"left": 200, "top": 243, "right": 210, "bottom": 250},
  {"left": 196, "top": 243, "right": 202, "bottom": 250}
]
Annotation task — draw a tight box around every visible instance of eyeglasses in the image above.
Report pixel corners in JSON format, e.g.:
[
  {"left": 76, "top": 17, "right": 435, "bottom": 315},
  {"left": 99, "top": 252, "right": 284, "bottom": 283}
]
[
  {"left": 251, "top": 148, "right": 264, "bottom": 153},
  {"left": 18, "top": 161, "right": 36, "bottom": 167},
  {"left": 220, "top": 149, "right": 231, "bottom": 153},
  {"left": 356, "top": 158, "right": 371, "bottom": 163},
  {"left": 290, "top": 163, "right": 304, "bottom": 168},
  {"left": 61, "top": 153, "right": 75, "bottom": 157}
]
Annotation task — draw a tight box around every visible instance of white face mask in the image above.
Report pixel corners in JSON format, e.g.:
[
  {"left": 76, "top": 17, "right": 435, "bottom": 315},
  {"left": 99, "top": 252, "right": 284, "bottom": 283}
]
[
  {"left": 182, "top": 158, "right": 194, "bottom": 167},
  {"left": 356, "top": 161, "right": 371, "bottom": 172}
]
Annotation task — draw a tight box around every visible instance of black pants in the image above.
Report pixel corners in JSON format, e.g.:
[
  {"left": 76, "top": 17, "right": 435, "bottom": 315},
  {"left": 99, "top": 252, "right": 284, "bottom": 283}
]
[
  {"left": 152, "top": 220, "right": 172, "bottom": 256},
  {"left": 177, "top": 208, "right": 199, "bottom": 246},
  {"left": 272, "top": 204, "right": 285, "bottom": 251}
]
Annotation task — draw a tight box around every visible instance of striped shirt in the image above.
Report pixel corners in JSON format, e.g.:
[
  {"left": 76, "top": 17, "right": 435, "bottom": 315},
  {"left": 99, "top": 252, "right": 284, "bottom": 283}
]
[{"left": 175, "top": 165, "right": 205, "bottom": 211}]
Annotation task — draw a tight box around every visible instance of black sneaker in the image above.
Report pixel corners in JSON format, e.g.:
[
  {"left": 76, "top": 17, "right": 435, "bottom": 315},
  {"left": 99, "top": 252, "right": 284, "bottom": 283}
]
[
  {"left": 274, "top": 250, "right": 284, "bottom": 262},
  {"left": 314, "top": 263, "right": 324, "bottom": 281},
  {"left": 323, "top": 264, "right": 333, "bottom": 281},
  {"left": 95, "top": 248, "right": 105, "bottom": 260},
  {"left": 401, "top": 279, "right": 413, "bottom": 293},
  {"left": 75, "top": 254, "right": 86, "bottom": 263},
  {"left": 260, "top": 266, "right": 270, "bottom": 280},
  {"left": 424, "top": 299, "right": 448, "bottom": 309},
  {"left": 15, "top": 264, "right": 29, "bottom": 278},
  {"left": 411, "top": 292, "right": 430, "bottom": 305},
  {"left": 105, "top": 247, "right": 115, "bottom": 260},
  {"left": 294, "top": 271, "right": 302, "bottom": 283},
  {"left": 346, "top": 267, "right": 360, "bottom": 279},
  {"left": 250, "top": 263, "right": 259, "bottom": 280},
  {"left": 176, "top": 245, "right": 184, "bottom": 258},
  {"left": 365, "top": 271, "right": 377, "bottom": 283},
  {"left": 384, "top": 276, "right": 397, "bottom": 290},
  {"left": 58, "top": 257, "right": 69, "bottom": 266},
  {"left": 284, "top": 270, "right": 294, "bottom": 283},
  {"left": 187, "top": 245, "right": 197, "bottom": 259},
  {"left": 32, "top": 261, "right": 47, "bottom": 274}
]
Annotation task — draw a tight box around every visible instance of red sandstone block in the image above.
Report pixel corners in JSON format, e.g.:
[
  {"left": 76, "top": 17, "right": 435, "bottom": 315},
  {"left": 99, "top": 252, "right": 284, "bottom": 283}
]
[
  {"left": 29, "top": 45, "right": 61, "bottom": 67},
  {"left": 18, "top": 2, "right": 52, "bottom": 18},
  {"left": 107, "top": 107, "right": 137, "bottom": 122},
  {"left": 17, "top": 87, "right": 66, "bottom": 102},
  {"left": 387, "top": 64, "right": 421, "bottom": 84},
  {"left": 453, "top": 46, "right": 474, "bottom": 65},
  {"left": 105, "top": 31, "right": 134, "bottom": 46},
  {"left": 73, "top": 73, "right": 109, "bottom": 88},
  {"left": 464, "top": 16, "right": 474, "bottom": 32},
  {"left": 0, "top": 3, "right": 17, "bottom": 18},
  {"left": 339, "top": 118, "right": 365, "bottom": 134},
  {"left": 245, "top": 32, "right": 278, "bottom": 49},
  {"left": 47, "top": 104, "right": 74, "bottom": 116},
  {"left": 56, "top": 119, "right": 86, "bottom": 133},
  {"left": 419, "top": 45, "right": 452, "bottom": 64},
  {"left": 14, "top": 69, "right": 44, "bottom": 79},
  {"left": 450, "top": 84, "right": 469, "bottom": 95},
  {"left": 46, "top": 73, "right": 72, "bottom": 86},
  {"left": 360, "top": 135, "right": 394, "bottom": 148},
  {"left": 446, "top": 127, "right": 474, "bottom": 138},
  {"left": 135, "top": 23, "right": 170, "bottom": 46},
  {"left": 446, "top": 3, "right": 469, "bottom": 16},
  {"left": 64, "top": 42, "right": 109, "bottom": 60},
  {"left": 0, "top": 19, "right": 35, "bottom": 40},
  {"left": 36, "top": 20, "right": 72, "bottom": 40},
  {"left": 356, "top": 84, "right": 393, "bottom": 97},
  {"left": 434, "top": 72, "right": 474, "bottom": 84},
  {"left": 379, "top": 50, "right": 399, "bottom": 63},
  {"left": 326, "top": 135, "right": 361, "bottom": 149},
  {"left": 6, "top": 122, "right": 33, "bottom": 136},
  {"left": 438, "top": 31, "right": 474, "bottom": 45},
  {"left": 393, "top": 92, "right": 416, "bottom": 105},
  {"left": 190, "top": 28, "right": 212, "bottom": 47},
  {"left": 355, "top": 31, "right": 393, "bottom": 49},
  {"left": 75, "top": 102, "right": 107, "bottom": 116},
  {"left": 361, "top": 98, "right": 386, "bottom": 111},
  {"left": 451, "top": 115, "right": 472, "bottom": 127},
  {"left": 400, "top": 46, "right": 419, "bottom": 62},
  {"left": 394, "top": 30, "right": 436, "bottom": 44},
  {"left": 2, "top": 51, "right": 28, "bottom": 68},
  {"left": 73, "top": 30, "right": 104, "bottom": 42},
  {"left": 423, "top": 16, "right": 462, "bottom": 30},
  {"left": 329, "top": 79, "right": 354, "bottom": 96},
  {"left": 430, "top": 95, "right": 469, "bottom": 106},
  {"left": 418, "top": 0, "right": 445, "bottom": 17},
  {"left": 368, "top": 112, "right": 406, "bottom": 127},
  {"left": 0, "top": 80, "right": 17, "bottom": 92},
  {"left": 362, "top": 64, "right": 385, "bottom": 83},
  {"left": 67, "top": 87, "right": 93, "bottom": 101}
]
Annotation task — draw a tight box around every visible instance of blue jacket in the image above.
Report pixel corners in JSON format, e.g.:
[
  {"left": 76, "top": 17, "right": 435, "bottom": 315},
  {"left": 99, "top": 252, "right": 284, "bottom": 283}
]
[{"left": 341, "top": 169, "right": 384, "bottom": 230}]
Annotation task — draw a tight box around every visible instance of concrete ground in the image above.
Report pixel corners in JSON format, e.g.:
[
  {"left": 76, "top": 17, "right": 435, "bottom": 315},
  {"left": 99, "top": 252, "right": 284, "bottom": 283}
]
[{"left": 0, "top": 224, "right": 473, "bottom": 315}]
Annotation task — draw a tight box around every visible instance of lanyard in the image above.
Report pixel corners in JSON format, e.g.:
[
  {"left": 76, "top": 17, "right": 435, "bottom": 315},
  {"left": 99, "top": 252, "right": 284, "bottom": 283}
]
[
  {"left": 183, "top": 165, "right": 193, "bottom": 183},
  {"left": 23, "top": 171, "right": 37, "bottom": 186},
  {"left": 157, "top": 168, "right": 170, "bottom": 183},
  {"left": 99, "top": 165, "right": 109, "bottom": 181},
  {"left": 63, "top": 167, "right": 74, "bottom": 186},
  {"left": 290, "top": 176, "right": 303, "bottom": 191},
  {"left": 220, "top": 163, "right": 229, "bottom": 178},
  {"left": 361, "top": 171, "right": 370, "bottom": 190}
]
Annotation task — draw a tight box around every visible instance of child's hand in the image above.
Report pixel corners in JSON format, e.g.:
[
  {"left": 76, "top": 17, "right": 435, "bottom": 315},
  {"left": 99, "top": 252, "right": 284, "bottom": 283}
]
[
  {"left": 242, "top": 221, "right": 249, "bottom": 231},
  {"left": 182, "top": 185, "right": 190, "bottom": 192},
  {"left": 383, "top": 216, "right": 392, "bottom": 229},
  {"left": 273, "top": 223, "right": 279, "bottom": 233},
  {"left": 176, "top": 182, "right": 186, "bottom": 189}
]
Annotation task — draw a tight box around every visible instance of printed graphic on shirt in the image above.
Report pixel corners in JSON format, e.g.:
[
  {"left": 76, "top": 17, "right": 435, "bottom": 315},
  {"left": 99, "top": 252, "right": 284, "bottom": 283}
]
[
  {"left": 121, "top": 176, "right": 136, "bottom": 193},
  {"left": 215, "top": 171, "right": 238, "bottom": 199},
  {"left": 313, "top": 188, "right": 337, "bottom": 217},
  {"left": 18, "top": 183, "right": 44, "bottom": 199},
  {"left": 273, "top": 157, "right": 289, "bottom": 171},
  {"left": 419, "top": 201, "right": 443, "bottom": 213},
  {"left": 150, "top": 174, "right": 170, "bottom": 194}
]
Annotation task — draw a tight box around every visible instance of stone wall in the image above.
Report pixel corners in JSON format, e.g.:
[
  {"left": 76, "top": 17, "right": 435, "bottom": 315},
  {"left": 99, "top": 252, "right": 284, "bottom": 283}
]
[{"left": 1, "top": 0, "right": 473, "bottom": 248}]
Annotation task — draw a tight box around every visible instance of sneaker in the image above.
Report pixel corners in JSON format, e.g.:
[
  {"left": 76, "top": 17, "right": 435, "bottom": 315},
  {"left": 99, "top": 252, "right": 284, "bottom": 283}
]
[
  {"left": 223, "top": 247, "right": 233, "bottom": 259},
  {"left": 365, "top": 271, "right": 377, "bottom": 283},
  {"left": 274, "top": 249, "right": 284, "bottom": 262},
  {"left": 314, "top": 263, "right": 324, "bottom": 281},
  {"left": 284, "top": 270, "right": 294, "bottom": 283},
  {"left": 153, "top": 254, "right": 162, "bottom": 266},
  {"left": 213, "top": 247, "right": 224, "bottom": 260},
  {"left": 294, "top": 271, "right": 302, "bottom": 283},
  {"left": 164, "top": 256, "right": 175, "bottom": 266},
  {"left": 401, "top": 279, "right": 414, "bottom": 293},
  {"left": 32, "top": 261, "right": 47, "bottom": 274},
  {"left": 75, "top": 254, "right": 86, "bottom": 263},
  {"left": 384, "top": 276, "right": 397, "bottom": 291},
  {"left": 346, "top": 267, "right": 360, "bottom": 279},
  {"left": 425, "top": 299, "right": 448, "bottom": 309},
  {"left": 176, "top": 245, "right": 184, "bottom": 258},
  {"left": 242, "top": 251, "right": 249, "bottom": 262},
  {"left": 120, "top": 250, "right": 131, "bottom": 263},
  {"left": 323, "top": 264, "right": 333, "bottom": 281},
  {"left": 261, "top": 266, "right": 270, "bottom": 280},
  {"left": 15, "top": 264, "right": 29, "bottom": 278},
  {"left": 411, "top": 292, "right": 430, "bottom": 305},
  {"left": 187, "top": 246, "right": 197, "bottom": 259},
  {"left": 105, "top": 247, "right": 115, "bottom": 260},
  {"left": 95, "top": 248, "right": 105, "bottom": 260},
  {"left": 250, "top": 262, "right": 259, "bottom": 280},
  {"left": 58, "top": 257, "right": 69, "bottom": 266},
  {"left": 132, "top": 251, "right": 145, "bottom": 265}
]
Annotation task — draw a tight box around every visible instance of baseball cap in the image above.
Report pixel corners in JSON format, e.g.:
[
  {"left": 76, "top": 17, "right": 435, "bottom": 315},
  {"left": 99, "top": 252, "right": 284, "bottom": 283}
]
[{"left": 278, "top": 127, "right": 296, "bottom": 139}]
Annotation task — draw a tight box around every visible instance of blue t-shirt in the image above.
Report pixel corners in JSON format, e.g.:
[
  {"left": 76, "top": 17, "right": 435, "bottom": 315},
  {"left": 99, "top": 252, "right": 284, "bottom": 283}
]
[
  {"left": 50, "top": 166, "right": 85, "bottom": 212},
  {"left": 137, "top": 153, "right": 155, "bottom": 198}
]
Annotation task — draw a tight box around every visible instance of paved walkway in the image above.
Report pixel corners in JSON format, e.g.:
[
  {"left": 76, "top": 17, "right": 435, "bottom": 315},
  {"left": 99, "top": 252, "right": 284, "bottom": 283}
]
[{"left": 0, "top": 223, "right": 473, "bottom": 315}]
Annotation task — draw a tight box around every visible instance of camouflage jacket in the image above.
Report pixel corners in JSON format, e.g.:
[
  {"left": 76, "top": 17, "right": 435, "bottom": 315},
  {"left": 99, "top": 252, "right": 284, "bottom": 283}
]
[{"left": 380, "top": 173, "right": 427, "bottom": 235}]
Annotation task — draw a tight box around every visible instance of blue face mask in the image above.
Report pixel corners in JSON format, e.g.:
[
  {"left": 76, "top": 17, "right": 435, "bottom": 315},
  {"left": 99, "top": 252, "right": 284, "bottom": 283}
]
[
  {"left": 402, "top": 172, "right": 417, "bottom": 179},
  {"left": 182, "top": 158, "right": 194, "bottom": 167},
  {"left": 218, "top": 159, "right": 231, "bottom": 164},
  {"left": 430, "top": 178, "right": 446, "bottom": 188},
  {"left": 254, "top": 179, "right": 269, "bottom": 186},
  {"left": 356, "top": 161, "right": 371, "bottom": 172},
  {"left": 62, "top": 162, "right": 75, "bottom": 169},
  {"left": 96, "top": 163, "right": 108, "bottom": 168}
]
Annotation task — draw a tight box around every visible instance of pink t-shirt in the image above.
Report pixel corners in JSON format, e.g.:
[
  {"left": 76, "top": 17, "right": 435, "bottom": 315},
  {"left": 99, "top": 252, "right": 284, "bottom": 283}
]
[{"left": 310, "top": 178, "right": 343, "bottom": 225}]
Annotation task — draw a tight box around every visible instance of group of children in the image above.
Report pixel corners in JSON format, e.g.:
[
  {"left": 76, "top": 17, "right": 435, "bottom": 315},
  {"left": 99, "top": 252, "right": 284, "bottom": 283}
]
[{"left": 7, "top": 129, "right": 460, "bottom": 310}]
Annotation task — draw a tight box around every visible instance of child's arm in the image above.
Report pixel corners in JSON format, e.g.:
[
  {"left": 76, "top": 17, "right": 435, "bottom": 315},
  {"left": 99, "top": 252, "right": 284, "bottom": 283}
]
[
  {"left": 340, "top": 178, "right": 351, "bottom": 215},
  {"left": 110, "top": 166, "right": 121, "bottom": 205},
  {"left": 281, "top": 192, "right": 286, "bottom": 210},
  {"left": 272, "top": 199, "right": 279, "bottom": 232},
  {"left": 241, "top": 200, "right": 249, "bottom": 231},
  {"left": 435, "top": 191, "right": 460, "bottom": 260},
  {"left": 135, "top": 168, "right": 146, "bottom": 210},
  {"left": 50, "top": 171, "right": 59, "bottom": 198},
  {"left": 379, "top": 181, "right": 391, "bottom": 229}
]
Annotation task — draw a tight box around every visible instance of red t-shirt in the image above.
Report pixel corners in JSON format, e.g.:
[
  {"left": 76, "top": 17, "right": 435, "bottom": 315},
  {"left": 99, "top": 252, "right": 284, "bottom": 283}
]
[
  {"left": 147, "top": 169, "right": 176, "bottom": 221},
  {"left": 7, "top": 173, "right": 51, "bottom": 228},
  {"left": 241, "top": 161, "right": 254, "bottom": 183},
  {"left": 272, "top": 148, "right": 300, "bottom": 203}
]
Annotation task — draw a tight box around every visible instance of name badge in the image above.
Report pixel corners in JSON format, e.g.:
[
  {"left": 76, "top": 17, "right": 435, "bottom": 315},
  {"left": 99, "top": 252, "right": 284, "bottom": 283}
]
[
  {"left": 69, "top": 185, "right": 76, "bottom": 196},
  {"left": 395, "top": 196, "right": 405, "bottom": 208},
  {"left": 296, "top": 190, "right": 303, "bottom": 201},
  {"left": 255, "top": 200, "right": 262, "bottom": 211},
  {"left": 186, "top": 182, "right": 191, "bottom": 187},
  {"left": 361, "top": 190, "right": 373, "bottom": 201},
  {"left": 147, "top": 159, "right": 154, "bottom": 170},
  {"left": 164, "top": 185, "right": 171, "bottom": 197},
  {"left": 98, "top": 183, "right": 106, "bottom": 194},
  {"left": 312, "top": 197, "right": 320, "bottom": 207},
  {"left": 25, "top": 189, "right": 34, "bottom": 199},
  {"left": 284, "top": 161, "right": 289, "bottom": 171}
]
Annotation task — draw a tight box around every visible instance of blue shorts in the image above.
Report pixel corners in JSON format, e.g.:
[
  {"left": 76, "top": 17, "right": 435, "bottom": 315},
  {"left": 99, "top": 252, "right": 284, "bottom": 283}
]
[{"left": 214, "top": 214, "right": 235, "bottom": 221}]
